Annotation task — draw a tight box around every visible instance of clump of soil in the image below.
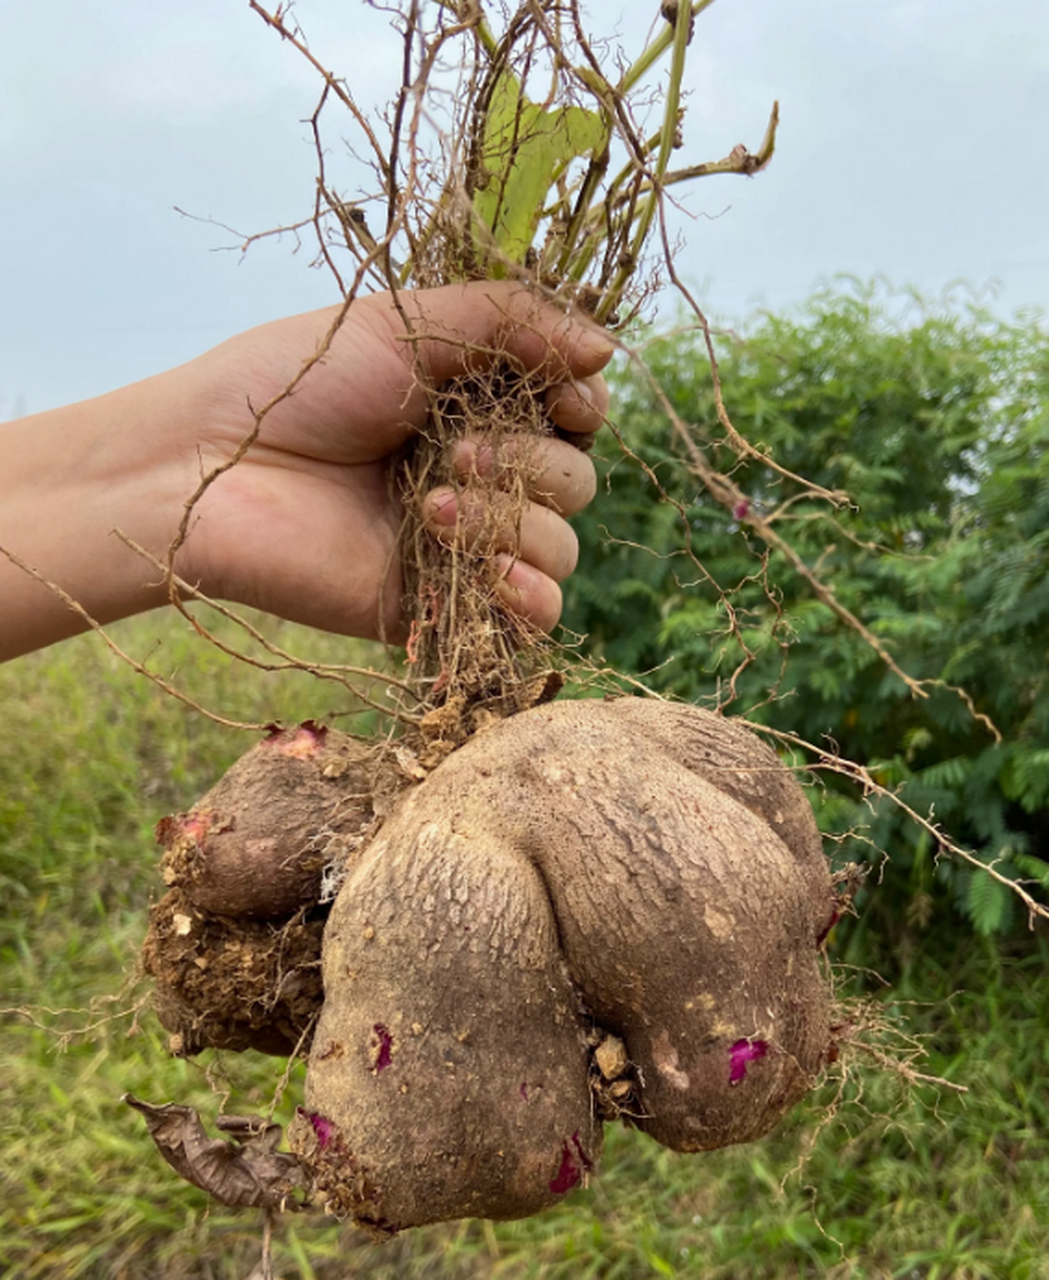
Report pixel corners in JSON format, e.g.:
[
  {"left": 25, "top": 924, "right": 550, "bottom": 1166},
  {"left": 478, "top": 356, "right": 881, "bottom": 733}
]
[{"left": 143, "top": 890, "right": 326, "bottom": 1056}]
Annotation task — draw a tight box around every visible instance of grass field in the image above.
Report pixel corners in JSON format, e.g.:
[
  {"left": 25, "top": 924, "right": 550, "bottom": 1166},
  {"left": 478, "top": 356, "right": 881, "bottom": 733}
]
[{"left": 2, "top": 614, "right": 1047, "bottom": 1279}]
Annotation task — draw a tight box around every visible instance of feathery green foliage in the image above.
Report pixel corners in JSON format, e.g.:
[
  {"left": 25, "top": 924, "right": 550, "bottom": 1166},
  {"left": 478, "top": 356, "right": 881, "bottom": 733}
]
[{"left": 564, "top": 279, "right": 1049, "bottom": 950}]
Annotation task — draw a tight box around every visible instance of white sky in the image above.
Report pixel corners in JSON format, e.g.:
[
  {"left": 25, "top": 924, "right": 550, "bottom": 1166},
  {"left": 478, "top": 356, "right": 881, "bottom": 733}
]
[{"left": 2, "top": 0, "right": 1047, "bottom": 418}]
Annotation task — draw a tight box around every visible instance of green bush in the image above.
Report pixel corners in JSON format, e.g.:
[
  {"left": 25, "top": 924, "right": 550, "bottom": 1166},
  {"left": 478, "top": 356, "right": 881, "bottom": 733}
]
[{"left": 564, "top": 280, "right": 1049, "bottom": 950}]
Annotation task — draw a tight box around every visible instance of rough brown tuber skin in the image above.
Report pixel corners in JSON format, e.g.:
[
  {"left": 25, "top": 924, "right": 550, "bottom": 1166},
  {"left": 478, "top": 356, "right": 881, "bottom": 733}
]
[
  {"left": 508, "top": 699, "right": 834, "bottom": 1152},
  {"left": 290, "top": 697, "right": 836, "bottom": 1230},
  {"left": 288, "top": 827, "right": 598, "bottom": 1233},
  {"left": 155, "top": 723, "right": 383, "bottom": 920}
]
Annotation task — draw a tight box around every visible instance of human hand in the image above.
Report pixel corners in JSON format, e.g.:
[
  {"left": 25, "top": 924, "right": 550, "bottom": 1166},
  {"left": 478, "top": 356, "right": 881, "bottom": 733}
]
[
  {"left": 175, "top": 282, "right": 613, "bottom": 641},
  {"left": 0, "top": 282, "right": 611, "bottom": 663}
]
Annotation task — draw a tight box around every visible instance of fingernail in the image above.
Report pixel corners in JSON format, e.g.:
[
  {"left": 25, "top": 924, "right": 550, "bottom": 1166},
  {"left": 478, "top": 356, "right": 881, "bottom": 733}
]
[
  {"left": 428, "top": 489, "right": 458, "bottom": 526},
  {"left": 492, "top": 553, "right": 514, "bottom": 583},
  {"left": 493, "top": 553, "right": 533, "bottom": 593},
  {"left": 468, "top": 443, "right": 497, "bottom": 478}
]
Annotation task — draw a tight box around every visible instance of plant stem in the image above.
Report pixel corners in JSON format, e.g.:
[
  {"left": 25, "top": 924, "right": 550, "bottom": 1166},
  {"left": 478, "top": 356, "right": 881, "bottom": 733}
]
[
  {"left": 595, "top": 0, "right": 693, "bottom": 323},
  {"left": 617, "top": 0, "right": 717, "bottom": 97}
]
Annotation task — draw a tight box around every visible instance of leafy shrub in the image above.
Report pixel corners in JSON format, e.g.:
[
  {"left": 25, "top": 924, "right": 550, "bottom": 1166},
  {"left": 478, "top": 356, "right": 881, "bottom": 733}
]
[{"left": 564, "top": 280, "right": 1049, "bottom": 951}]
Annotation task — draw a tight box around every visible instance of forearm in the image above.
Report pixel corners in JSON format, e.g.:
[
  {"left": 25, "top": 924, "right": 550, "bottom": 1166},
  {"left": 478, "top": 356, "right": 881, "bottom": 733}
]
[{"left": 0, "top": 372, "right": 198, "bottom": 662}]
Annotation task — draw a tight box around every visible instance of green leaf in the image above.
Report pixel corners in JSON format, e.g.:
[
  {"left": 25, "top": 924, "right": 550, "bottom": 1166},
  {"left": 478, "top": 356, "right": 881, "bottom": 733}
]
[
  {"left": 966, "top": 866, "right": 1013, "bottom": 936},
  {"left": 1011, "top": 851, "right": 1049, "bottom": 889},
  {"left": 646, "top": 1254, "right": 676, "bottom": 1277},
  {"left": 474, "top": 70, "right": 607, "bottom": 267}
]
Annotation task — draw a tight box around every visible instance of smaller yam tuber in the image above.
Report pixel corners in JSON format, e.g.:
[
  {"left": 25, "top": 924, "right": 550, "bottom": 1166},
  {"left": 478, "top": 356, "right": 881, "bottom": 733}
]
[
  {"left": 155, "top": 722, "right": 382, "bottom": 919},
  {"left": 143, "top": 723, "right": 404, "bottom": 1056}
]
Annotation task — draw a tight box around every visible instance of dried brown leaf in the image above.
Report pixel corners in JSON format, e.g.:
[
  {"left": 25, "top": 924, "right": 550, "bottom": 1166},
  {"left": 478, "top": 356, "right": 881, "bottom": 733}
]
[{"left": 124, "top": 1094, "right": 307, "bottom": 1209}]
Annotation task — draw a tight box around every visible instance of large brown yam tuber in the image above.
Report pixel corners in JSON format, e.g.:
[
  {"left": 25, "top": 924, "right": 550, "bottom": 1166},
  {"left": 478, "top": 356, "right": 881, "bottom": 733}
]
[{"left": 290, "top": 697, "right": 836, "bottom": 1230}]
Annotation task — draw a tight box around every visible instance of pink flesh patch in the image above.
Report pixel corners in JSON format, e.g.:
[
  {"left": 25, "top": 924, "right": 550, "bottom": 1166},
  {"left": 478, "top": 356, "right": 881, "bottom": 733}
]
[
  {"left": 548, "top": 1131, "right": 592, "bottom": 1194},
  {"left": 308, "top": 1112, "right": 334, "bottom": 1148},
  {"left": 264, "top": 721, "right": 328, "bottom": 759},
  {"left": 178, "top": 813, "right": 214, "bottom": 842},
  {"left": 729, "top": 1038, "right": 769, "bottom": 1085},
  {"left": 520, "top": 1083, "right": 529, "bottom": 1101},
  {"left": 154, "top": 809, "right": 226, "bottom": 849},
  {"left": 549, "top": 1142, "right": 582, "bottom": 1194},
  {"left": 372, "top": 1024, "right": 393, "bottom": 1071}
]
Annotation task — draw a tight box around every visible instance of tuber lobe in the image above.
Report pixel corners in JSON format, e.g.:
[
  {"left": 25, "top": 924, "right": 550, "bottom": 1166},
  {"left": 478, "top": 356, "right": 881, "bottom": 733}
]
[{"left": 155, "top": 725, "right": 383, "bottom": 921}]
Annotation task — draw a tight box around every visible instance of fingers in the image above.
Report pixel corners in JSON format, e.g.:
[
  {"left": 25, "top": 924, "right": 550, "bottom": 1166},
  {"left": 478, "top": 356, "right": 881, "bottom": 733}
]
[
  {"left": 546, "top": 372, "right": 610, "bottom": 437},
  {"left": 419, "top": 491, "right": 567, "bottom": 635},
  {"left": 447, "top": 436, "right": 597, "bottom": 516},
  {"left": 492, "top": 557, "right": 564, "bottom": 634},
  {"left": 378, "top": 281, "right": 612, "bottom": 635},
  {"left": 420, "top": 429, "right": 599, "bottom": 633},
  {"left": 388, "top": 281, "right": 616, "bottom": 386},
  {"left": 424, "top": 487, "right": 580, "bottom": 584}
]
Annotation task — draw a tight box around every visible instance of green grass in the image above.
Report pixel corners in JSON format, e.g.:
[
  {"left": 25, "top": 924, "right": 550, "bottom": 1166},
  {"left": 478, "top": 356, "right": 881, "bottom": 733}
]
[{"left": 2, "top": 615, "right": 1048, "bottom": 1279}]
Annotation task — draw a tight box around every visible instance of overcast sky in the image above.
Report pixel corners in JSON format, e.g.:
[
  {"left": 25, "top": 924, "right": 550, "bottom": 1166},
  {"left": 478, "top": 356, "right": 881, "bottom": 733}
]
[{"left": 2, "top": 0, "right": 1047, "bottom": 418}]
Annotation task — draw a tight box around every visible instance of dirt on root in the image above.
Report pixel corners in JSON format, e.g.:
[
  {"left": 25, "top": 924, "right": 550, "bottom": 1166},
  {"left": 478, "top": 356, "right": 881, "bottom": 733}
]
[{"left": 142, "top": 888, "right": 327, "bottom": 1057}]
